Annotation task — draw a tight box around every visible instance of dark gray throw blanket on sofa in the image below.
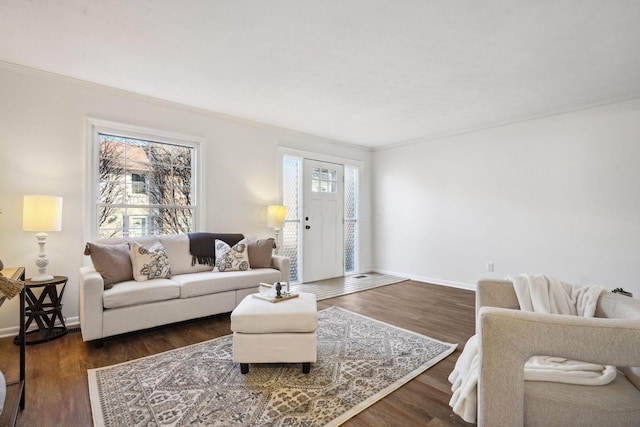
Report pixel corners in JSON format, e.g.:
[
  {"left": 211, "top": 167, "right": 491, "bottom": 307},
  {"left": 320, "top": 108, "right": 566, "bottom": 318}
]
[{"left": 188, "top": 233, "right": 245, "bottom": 266}]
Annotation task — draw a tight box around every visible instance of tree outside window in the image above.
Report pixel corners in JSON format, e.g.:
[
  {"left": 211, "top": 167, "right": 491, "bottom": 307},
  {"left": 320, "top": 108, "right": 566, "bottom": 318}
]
[{"left": 97, "top": 133, "right": 195, "bottom": 238}]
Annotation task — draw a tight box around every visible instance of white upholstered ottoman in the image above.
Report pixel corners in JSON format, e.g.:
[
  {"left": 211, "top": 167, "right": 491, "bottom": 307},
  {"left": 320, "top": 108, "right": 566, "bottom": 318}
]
[{"left": 230, "top": 291, "right": 318, "bottom": 374}]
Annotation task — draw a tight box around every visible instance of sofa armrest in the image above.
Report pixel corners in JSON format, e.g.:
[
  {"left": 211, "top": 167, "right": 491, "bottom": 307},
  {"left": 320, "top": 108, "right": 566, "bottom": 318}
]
[
  {"left": 478, "top": 306, "right": 640, "bottom": 427},
  {"left": 78, "top": 266, "right": 105, "bottom": 342},
  {"left": 270, "top": 255, "right": 290, "bottom": 284},
  {"left": 475, "top": 279, "right": 520, "bottom": 323}
]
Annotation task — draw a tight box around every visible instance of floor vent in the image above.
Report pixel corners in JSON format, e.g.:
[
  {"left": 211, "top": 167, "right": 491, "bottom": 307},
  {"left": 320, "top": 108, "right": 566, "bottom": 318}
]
[
  {"left": 67, "top": 327, "right": 81, "bottom": 334},
  {"left": 352, "top": 275, "right": 367, "bottom": 279}
]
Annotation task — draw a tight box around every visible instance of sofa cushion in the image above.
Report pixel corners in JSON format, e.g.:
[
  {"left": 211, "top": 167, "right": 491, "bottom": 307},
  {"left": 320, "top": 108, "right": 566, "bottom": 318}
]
[
  {"left": 247, "top": 238, "right": 275, "bottom": 268},
  {"left": 524, "top": 373, "right": 640, "bottom": 426},
  {"left": 85, "top": 242, "right": 133, "bottom": 289},
  {"left": 159, "top": 234, "right": 212, "bottom": 275},
  {"left": 174, "top": 268, "right": 282, "bottom": 299},
  {"left": 214, "top": 239, "right": 250, "bottom": 272},
  {"left": 103, "top": 278, "right": 180, "bottom": 309},
  {"left": 130, "top": 242, "right": 172, "bottom": 281},
  {"left": 95, "top": 236, "right": 160, "bottom": 247}
]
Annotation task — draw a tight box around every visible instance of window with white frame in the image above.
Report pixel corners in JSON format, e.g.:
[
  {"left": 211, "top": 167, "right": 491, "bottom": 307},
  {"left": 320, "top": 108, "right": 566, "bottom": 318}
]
[
  {"left": 91, "top": 124, "right": 198, "bottom": 238},
  {"left": 310, "top": 167, "right": 337, "bottom": 193}
]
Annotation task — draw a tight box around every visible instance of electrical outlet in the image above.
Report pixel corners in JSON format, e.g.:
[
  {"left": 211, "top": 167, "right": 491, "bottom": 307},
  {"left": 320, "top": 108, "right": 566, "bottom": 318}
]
[{"left": 486, "top": 262, "right": 494, "bottom": 272}]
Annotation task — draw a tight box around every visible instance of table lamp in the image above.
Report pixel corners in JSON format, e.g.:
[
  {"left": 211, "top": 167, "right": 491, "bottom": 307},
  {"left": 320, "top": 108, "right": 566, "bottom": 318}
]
[
  {"left": 23, "top": 195, "right": 63, "bottom": 282},
  {"left": 267, "top": 205, "right": 286, "bottom": 254}
]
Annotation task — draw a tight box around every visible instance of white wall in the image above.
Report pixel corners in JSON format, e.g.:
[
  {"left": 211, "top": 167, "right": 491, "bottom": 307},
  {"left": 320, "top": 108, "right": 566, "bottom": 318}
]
[
  {"left": 0, "top": 63, "right": 372, "bottom": 333},
  {"left": 373, "top": 99, "right": 640, "bottom": 296}
]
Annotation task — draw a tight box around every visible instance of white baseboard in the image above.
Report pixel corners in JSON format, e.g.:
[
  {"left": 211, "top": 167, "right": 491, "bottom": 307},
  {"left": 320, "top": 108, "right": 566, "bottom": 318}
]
[
  {"left": 373, "top": 269, "right": 476, "bottom": 292},
  {"left": 0, "top": 316, "right": 80, "bottom": 339}
]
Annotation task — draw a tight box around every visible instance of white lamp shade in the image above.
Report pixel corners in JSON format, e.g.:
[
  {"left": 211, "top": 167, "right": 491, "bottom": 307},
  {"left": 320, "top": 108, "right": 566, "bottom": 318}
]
[
  {"left": 267, "top": 205, "right": 286, "bottom": 230},
  {"left": 23, "top": 195, "right": 63, "bottom": 232}
]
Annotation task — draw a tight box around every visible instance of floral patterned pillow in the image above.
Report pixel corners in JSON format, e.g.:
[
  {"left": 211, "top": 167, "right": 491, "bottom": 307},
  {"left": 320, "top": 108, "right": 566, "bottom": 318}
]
[
  {"left": 213, "top": 239, "right": 250, "bottom": 272},
  {"left": 130, "top": 242, "right": 171, "bottom": 281}
]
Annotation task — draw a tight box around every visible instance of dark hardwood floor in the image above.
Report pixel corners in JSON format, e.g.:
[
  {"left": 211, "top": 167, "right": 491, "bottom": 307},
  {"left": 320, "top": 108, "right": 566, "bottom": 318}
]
[{"left": 0, "top": 280, "right": 476, "bottom": 426}]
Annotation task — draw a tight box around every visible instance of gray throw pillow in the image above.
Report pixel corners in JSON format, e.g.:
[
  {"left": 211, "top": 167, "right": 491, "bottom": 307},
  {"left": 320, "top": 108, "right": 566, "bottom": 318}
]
[
  {"left": 85, "top": 242, "right": 133, "bottom": 289},
  {"left": 247, "top": 238, "right": 275, "bottom": 268}
]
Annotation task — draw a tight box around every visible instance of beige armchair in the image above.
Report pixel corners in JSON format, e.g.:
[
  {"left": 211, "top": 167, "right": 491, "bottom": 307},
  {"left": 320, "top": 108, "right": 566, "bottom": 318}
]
[{"left": 476, "top": 279, "right": 640, "bottom": 427}]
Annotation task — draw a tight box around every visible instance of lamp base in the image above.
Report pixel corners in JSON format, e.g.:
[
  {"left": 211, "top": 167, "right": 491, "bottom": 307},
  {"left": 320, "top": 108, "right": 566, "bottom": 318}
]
[
  {"left": 31, "top": 274, "right": 54, "bottom": 282},
  {"left": 32, "top": 232, "right": 53, "bottom": 282}
]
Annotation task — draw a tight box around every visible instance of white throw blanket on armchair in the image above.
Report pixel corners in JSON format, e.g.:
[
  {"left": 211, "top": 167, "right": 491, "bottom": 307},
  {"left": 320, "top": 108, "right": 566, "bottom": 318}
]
[{"left": 448, "top": 274, "right": 616, "bottom": 424}]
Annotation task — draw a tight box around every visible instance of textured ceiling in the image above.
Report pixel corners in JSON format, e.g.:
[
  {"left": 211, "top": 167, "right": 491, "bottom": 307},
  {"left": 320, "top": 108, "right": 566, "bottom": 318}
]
[{"left": 1, "top": 1, "right": 640, "bottom": 148}]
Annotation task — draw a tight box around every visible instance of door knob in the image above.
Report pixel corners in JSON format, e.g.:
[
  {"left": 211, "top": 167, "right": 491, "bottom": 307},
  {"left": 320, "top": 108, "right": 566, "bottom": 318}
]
[{"left": 305, "top": 225, "right": 311, "bottom": 229}]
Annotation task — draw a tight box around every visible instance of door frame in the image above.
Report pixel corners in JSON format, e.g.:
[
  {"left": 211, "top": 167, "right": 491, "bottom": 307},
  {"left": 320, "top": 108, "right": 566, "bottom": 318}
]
[{"left": 277, "top": 147, "right": 362, "bottom": 283}]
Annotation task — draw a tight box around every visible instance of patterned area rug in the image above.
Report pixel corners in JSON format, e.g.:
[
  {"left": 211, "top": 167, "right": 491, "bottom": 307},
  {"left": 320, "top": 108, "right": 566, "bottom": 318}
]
[
  {"left": 88, "top": 307, "right": 456, "bottom": 427},
  {"left": 291, "top": 273, "right": 408, "bottom": 301}
]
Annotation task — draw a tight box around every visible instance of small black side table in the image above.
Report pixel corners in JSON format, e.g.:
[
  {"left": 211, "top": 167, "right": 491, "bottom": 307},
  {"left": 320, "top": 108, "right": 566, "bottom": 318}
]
[{"left": 14, "top": 276, "right": 68, "bottom": 345}]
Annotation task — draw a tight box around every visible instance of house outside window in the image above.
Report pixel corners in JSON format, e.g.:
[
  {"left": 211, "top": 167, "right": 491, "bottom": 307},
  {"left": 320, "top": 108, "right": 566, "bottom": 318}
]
[
  {"left": 131, "top": 173, "right": 147, "bottom": 194},
  {"left": 127, "top": 215, "right": 149, "bottom": 237},
  {"left": 89, "top": 120, "right": 200, "bottom": 239}
]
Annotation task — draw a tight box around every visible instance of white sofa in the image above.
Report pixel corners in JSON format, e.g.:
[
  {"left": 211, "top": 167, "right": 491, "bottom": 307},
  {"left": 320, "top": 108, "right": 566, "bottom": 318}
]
[{"left": 79, "top": 233, "right": 289, "bottom": 345}]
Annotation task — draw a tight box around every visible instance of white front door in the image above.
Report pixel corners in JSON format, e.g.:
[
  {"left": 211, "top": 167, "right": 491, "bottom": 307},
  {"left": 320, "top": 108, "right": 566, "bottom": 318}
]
[{"left": 302, "top": 159, "right": 344, "bottom": 282}]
